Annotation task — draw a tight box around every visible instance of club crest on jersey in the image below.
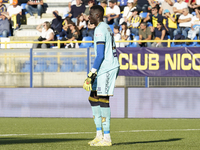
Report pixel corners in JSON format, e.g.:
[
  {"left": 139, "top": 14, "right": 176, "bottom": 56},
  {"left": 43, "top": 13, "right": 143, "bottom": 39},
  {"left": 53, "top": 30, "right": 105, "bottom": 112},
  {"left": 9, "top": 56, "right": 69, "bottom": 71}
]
[{"left": 95, "top": 33, "right": 102, "bottom": 37}]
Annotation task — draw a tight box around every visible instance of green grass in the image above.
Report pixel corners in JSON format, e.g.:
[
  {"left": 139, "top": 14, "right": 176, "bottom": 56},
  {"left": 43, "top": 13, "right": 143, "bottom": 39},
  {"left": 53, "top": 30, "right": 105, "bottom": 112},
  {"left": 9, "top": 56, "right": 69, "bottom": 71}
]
[{"left": 0, "top": 118, "right": 200, "bottom": 150}]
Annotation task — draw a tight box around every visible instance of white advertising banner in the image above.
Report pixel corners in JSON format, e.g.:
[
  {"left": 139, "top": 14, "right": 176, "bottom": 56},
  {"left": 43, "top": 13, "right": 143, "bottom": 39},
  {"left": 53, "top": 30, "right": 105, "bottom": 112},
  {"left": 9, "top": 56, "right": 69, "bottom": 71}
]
[
  {"left": 128, "top": 88, "right": 200, "bottom": 118},
  {"left": 0, "top": 88, "right": 124, "bottom": 118}
]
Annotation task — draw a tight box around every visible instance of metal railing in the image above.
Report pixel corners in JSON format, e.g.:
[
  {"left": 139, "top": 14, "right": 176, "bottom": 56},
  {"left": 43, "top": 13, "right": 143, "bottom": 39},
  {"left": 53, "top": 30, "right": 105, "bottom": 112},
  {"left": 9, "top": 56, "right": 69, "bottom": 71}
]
[{"left": 1, "top": 39, "right": 200, "bottom": 48}]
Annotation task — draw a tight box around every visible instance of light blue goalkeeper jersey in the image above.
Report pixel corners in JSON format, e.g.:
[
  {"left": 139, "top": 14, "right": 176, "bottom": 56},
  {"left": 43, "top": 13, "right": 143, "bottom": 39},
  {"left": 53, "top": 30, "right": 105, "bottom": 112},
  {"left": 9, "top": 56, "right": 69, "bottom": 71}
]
[{"left": 93, "top": 22, "right": 120, "bottom": 76}]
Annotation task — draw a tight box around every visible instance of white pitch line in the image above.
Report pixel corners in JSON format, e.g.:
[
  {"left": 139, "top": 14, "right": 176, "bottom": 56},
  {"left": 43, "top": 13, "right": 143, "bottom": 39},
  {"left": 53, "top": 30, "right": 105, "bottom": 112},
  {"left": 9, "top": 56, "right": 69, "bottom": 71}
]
[{"left": 0, "top": 129, "right": 200, "bottom": 137}]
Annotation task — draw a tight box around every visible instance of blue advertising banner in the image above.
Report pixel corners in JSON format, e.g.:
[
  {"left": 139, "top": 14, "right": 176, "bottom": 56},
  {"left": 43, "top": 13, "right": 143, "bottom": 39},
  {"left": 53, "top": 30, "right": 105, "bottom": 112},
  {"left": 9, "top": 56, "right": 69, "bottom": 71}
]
[{"left": 117, "top": 47, "right": 200, "bottom": 76}]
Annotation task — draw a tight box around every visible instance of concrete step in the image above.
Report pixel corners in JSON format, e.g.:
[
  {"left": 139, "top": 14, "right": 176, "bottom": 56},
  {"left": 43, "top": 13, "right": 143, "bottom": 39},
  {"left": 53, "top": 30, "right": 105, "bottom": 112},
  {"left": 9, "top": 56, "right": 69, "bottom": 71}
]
[
  {"left": 26, "top": 17, "right": 53, "bottom": 25},
  {"left": 10, "top": 36, "right": 39, "bottom": 41},
  {"left": 20, "top": 25, "right": 37, "bottom": 29},
  {"left": 44, "top": 0, "right": 70, "bottom": 3},
  {"left": 14, "top": 29, "right": 40, "bottom": 37}
]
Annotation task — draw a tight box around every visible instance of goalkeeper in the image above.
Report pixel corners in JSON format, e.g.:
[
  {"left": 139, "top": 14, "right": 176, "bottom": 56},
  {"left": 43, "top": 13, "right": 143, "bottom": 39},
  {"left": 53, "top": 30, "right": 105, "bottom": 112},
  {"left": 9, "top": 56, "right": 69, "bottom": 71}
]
[{"left": 83, "top": 5, "right": 120, "bottom": 147}]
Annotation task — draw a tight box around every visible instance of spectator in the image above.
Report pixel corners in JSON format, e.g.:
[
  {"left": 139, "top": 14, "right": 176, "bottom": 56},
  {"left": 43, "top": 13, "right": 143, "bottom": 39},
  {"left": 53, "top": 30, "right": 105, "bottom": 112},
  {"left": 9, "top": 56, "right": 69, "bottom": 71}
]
[
  {"left": 173, "top": 0, "right": 188, "bottom": 19},
  {"left": 26, "top": 0, "right": 43, "bottom": 19},
  {"left": 163, "top": 9, "right": 177, "bottom": 39},
  {"left": 68, "top": 0, "right": 86, "bottom": 24},
  {"left": 85, "top": 21, "right": 95, "bottom": 39},
  {"left": 147, "top": 0, "right": 160, "bottom": 12},
  {"left": 77, "top": 14, "right": 87, "bottom": 39},
  {"left": 3, "top": 0, "right": 22, "bottom": 30},
  {"left": 63, "top": 22, "right": 80, "bottom": 48},
  {"left": 113, "top": 25, "right": 121, "bottom": 47},
  {"left": 159, "top": 0, "right": 175, "bottom": 16},
  {"left": 51, "top": 10, "right": 63, "bottom": 35},
  {"left": 174, "top": 7, "right": 192, "bottom": 38},
  {"left": 188, "top": 0, "right": 200, "bottom": 14},
  {"left": 119, "top": 0, "right": 135, "bottom": 25},
  {"left": 106, "top": 0, "right": 120, "bottom": 26},
  {"left": 33, "top": 22, "right": 54, "bottom": 48},
  {"left": 137, "top": 22, "right": 152, "bottom": 47},
  {"left": 83, "top": 0, "right": 95, "bottom": 21},
  {"left": 0, "top": 0, "right": 10, "bottom": 37},
  {"left": 68, "top": 0, "right": 76, "bottom": 12},
  {"left": 187, "top": 13, "right": 200, "bottom": 42},
  {"left": 117, "top": 0, "right": 128, "bottom": 12},
  {"left": 185, "top": 0, "right": 195, "bottom": 13},
  {"left": 59, "top": 17, "right": 73, "bottom": 39},
  {"left": 100, "top": 0, "right": 108, "bottom": 22},
  {"left": 120, "top": 22, "right": 131, "bottom": 47},
  {"left": 144, "top": 6, "right": 163, "bottom": 28},
  {"left": 151, "top": 22, "right": 168, "bottom": 47},
  {"left": 127, "top": 8, "right": 141, "bottom": 36}
]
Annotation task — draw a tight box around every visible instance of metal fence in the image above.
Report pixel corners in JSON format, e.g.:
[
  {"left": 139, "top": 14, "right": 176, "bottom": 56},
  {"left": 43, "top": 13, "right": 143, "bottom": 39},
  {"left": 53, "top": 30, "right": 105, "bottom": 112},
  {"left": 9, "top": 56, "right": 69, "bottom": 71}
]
[{"left": 0, "top": 48, "right": 200, "bottom": 87}]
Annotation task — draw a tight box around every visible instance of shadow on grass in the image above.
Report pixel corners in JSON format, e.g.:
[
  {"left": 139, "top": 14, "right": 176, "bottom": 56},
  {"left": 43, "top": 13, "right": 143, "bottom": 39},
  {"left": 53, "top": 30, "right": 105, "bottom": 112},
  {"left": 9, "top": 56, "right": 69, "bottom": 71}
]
[
  {"left": 0, "top": 138, "right": 91, "bottom": 145},
  {"left": 113, "top": 138, "right": 183, "bottom": 146}
]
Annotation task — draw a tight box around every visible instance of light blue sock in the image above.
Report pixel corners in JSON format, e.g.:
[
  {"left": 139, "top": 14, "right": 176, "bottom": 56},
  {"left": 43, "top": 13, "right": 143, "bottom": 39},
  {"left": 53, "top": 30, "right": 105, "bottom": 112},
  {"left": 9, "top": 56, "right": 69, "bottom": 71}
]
[
  {"left": 91, "top": 106, "right": 102, "bottom": 135},
  {"left": 100, "top": 107, "right": 111, "bottom": 135}
]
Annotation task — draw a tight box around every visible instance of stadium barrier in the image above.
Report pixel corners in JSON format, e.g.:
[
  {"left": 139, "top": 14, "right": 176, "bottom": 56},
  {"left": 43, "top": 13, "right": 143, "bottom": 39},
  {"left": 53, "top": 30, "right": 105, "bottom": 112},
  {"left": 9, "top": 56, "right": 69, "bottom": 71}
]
[
  {"left": 0, "top": 88, "right": 200, "bottom": 118},
  {"left": 0, "top": 47, "right": 200, "bottom": 87},
  {"left": 0, "top": 39, "right": 200, "bottom": 48}
]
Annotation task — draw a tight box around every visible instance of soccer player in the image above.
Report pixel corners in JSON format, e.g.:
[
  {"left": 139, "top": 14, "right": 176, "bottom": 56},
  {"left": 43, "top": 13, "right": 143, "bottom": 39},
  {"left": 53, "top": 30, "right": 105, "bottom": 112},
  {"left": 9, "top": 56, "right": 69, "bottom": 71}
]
[{"left": 83, "top": 5, "right": 120, "bottom": 147}]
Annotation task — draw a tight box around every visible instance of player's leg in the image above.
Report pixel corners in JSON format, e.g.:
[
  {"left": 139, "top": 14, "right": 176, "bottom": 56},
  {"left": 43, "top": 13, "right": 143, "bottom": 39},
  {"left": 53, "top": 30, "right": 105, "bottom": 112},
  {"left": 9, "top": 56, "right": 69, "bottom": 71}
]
[
  {"left": 91, "top": 68, "right": 119, "bottom": 146},
  {"left": 88, "top": 79, "right": 103, "bottom": 145}
]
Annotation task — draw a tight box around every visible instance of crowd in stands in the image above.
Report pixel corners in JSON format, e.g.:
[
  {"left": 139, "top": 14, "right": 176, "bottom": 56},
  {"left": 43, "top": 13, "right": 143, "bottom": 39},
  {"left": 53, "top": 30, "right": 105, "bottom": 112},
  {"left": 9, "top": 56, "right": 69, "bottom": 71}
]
[{"left": 1, "top": 0, "right": 200, "bottom": 48}]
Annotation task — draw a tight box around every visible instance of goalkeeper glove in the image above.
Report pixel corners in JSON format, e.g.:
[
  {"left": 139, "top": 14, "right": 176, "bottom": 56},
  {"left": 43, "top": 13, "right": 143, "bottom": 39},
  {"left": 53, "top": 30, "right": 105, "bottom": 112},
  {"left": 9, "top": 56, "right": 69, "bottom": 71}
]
[{"left": 83, "top": 71, "right": 97, "bottom": 91}]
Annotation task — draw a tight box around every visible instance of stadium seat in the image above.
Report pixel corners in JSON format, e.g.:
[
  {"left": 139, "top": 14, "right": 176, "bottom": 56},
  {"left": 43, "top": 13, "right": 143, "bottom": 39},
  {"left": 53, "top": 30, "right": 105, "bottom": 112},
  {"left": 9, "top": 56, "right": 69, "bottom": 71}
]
[
  {"left": 139, "top": 12, "right": 148, "bottom": 19},
  {"left": 34, "top": 61, "right": 47, "bottom": 72},
  {"left": 79, "top": 36, "right": 93, "bottom": 48},
  {"left": 128, "top": 36, "right": 139, "bottom": 47},
  {"left": 192, "top": 12, "right": 196, "bottom": 16},
  {"left": 182, "top": 36, "right": 198, "bottom": 47},
  {"left": 109, "top": 24, "right": 114, "bottom": 32},
  {"left": 21, "top": 60, "right": 30, "bottom": 72},
  {"left": 60, "top": 57, "right": 73, "bottom": 72},
  {"left": 171, "top": 38, "right": 183, "bottom": 47},
  {"left": 21, "top": 3, "right": 27, "bottom": 9}
]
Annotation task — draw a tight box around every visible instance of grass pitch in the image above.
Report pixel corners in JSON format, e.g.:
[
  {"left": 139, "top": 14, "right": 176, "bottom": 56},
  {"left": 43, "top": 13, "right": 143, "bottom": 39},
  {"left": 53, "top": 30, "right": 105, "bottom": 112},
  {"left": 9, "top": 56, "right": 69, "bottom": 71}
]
[{"left": 0, "top": 118, "right": 200, "bottom": 150}]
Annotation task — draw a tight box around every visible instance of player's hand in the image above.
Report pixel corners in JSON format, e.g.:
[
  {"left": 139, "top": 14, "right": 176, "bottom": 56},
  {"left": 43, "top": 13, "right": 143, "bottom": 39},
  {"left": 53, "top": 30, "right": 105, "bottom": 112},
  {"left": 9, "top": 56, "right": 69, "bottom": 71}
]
[{"left": 83, "top": 72, "right": 97, "bottom": 91}]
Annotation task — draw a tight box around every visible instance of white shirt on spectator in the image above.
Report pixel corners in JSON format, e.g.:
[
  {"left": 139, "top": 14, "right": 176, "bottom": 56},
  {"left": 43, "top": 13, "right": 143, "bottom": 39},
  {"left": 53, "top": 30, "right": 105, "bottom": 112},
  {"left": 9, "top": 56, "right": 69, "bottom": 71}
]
[
  {"left": 191, "top": 16, "right": 200, "bottom": 25},
  {"left": 196, "top": 0, "right": 200, "bottom": 5},
  {"left": 106, "top": 5, "right": 120, "bottom": 15},
  {"left": 179, "top": 13, "right": 193, "bottom": 27},
  {"left": 71, "top": 0, "right": 76, "bottom": 6},
  {"left": 173, "top": 1, "right": 188, "bottom": 15},
  {"left": 114, "top": 33, "right": 121, "bottom": 47},
  {"left": 7, "top": 5, "right": 22, "bottom": 16},
  {"left": 78, "top": 21, "right": 87, "bottom": 28},
  {"left": 41, "top": 28, "right": 54, "bottom": 40},
  {"left": 120, "top": 29, "right": 130, "bottom": 47}
]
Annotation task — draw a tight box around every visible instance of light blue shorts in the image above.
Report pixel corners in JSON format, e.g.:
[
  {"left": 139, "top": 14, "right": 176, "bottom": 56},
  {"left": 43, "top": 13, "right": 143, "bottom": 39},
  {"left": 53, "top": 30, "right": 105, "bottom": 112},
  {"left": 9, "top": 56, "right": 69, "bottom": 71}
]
[{"left": 92, "top": 67, "right": 119, "bottom": 96}]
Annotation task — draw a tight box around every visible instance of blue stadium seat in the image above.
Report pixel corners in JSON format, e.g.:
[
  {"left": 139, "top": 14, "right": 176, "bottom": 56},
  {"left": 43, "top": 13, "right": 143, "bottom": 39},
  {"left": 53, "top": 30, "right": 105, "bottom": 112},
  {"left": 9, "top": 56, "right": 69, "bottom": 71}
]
[
  {"left": 21, "top": 3, "right": 27, "bottom": 9},
  {"left": 171, "top": 38, "right": 183, "bottom": 47},
  {"left": 21, "top": 60, "right": 30, "bottom": 72},
  {"left": 79, "top": 36, "right": 93, "bottom": 48},
  {"left": 192, "top": 11, "right": 196, "bottom": 16},
  {"left": 109, "top": 24, "right": 114, "bottom": 32},
  {"left": 182, "top": 36, "right": 198, "bottom": 47},
  {"left": 60, "top": 57, "right": 73, "bottom": 72},
  {"left": 34, "top": 62, "right": 47, "bottom": 72},
  {"left": 128, "top": 36, "right": 139, "bottom": 47},
  {"left": 139, "top": 12, "right": 148, "bottom": 18}
]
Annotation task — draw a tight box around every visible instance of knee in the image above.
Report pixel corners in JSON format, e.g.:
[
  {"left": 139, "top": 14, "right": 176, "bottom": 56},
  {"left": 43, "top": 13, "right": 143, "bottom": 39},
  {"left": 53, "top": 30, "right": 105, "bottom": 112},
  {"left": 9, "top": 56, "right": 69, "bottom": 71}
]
[
  {"left": 2, "top": 30, "right": 8, "bottom": 37},
  {"left": 37, "top": 4, "right": 42, "bottom": 9},
  {"left": 25, "top": 4, "right": 29, "bottom": 9}
]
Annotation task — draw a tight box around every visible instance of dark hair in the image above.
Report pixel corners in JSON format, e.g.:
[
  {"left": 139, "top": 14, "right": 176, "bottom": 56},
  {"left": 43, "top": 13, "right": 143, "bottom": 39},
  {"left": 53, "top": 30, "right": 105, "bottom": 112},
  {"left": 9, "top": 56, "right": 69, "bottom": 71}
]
[
  {"left": 64, "top": 16, "right": 73, "bottom": 24},
  {"left": 91, "top": 5, "right": 104, "bottom": 18},
  {"left": 114, "top": 25, "right": 119, "bottom": 30},
  {"left": 69, "top": 22, "right": 80, "bottom": 35},
  {"left": 88, "top": 0, "right": 95, "bottom": 5},
  {"left": 121, "top": 22, "right": 128, "bottom": 36},
  {"left": 157, "top": 21, "right": 163, "bottom": 28},
  {"left": 77, "top": 14, "right": 84, "bottom": 27},
  {"left": 141, "top": 22, "right": 147, "bottom": 27}
]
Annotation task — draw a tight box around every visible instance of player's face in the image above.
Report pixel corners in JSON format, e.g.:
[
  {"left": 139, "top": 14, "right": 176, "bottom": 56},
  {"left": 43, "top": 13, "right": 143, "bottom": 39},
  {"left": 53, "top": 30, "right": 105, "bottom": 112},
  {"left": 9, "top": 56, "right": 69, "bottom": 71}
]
[{"left": 89, "top": 9, "right": 97, "bottom": 25}]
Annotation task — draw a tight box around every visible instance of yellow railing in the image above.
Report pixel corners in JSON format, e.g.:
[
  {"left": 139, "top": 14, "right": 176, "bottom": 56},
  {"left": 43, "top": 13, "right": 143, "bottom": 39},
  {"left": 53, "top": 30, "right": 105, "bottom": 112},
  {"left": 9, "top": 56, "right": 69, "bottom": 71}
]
[{"left": 0, "top": 39, "right": 199, "bottom": 49}]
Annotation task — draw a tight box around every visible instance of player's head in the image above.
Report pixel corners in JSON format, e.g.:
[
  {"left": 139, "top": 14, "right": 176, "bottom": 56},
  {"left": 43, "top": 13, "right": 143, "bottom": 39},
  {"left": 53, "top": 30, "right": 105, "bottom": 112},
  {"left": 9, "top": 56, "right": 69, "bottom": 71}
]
[{"left": 89, "top": 5, "right": 104, "bottom": 25}]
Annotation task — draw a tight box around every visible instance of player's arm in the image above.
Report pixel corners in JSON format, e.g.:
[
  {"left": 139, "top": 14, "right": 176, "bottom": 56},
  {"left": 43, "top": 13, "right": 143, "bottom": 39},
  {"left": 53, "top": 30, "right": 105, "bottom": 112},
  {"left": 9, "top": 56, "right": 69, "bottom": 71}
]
[{"left": 83, "top": 42, "right": 105, "bottom": 91}]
